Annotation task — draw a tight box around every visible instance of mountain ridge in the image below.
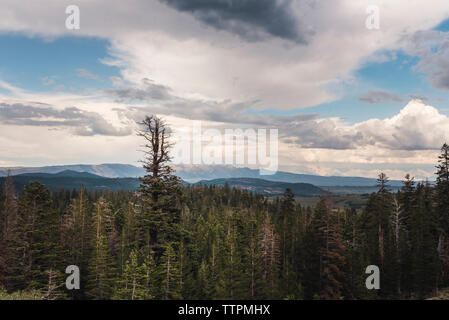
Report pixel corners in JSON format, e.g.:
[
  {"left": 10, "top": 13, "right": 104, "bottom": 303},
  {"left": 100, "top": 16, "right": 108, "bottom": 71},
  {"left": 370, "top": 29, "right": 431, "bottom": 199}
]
[
  {"left": 195, "top": 177, "right": 325, "bottom": 197},
  {"left": 1, "top": 172, "right": 326, "bottom": 197},
  {"left": 0, "top": 163, "right": 405, "bottom": 187},
  {"left": 16, "top": 170, "right": 104, "bottom": 179}
]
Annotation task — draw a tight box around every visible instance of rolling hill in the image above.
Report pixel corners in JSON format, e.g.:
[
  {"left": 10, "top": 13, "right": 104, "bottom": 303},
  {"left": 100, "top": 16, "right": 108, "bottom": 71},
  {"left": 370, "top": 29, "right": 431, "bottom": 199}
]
[
  {"left": 0, "top": 164, "right": 145, "bottom": 179},
  {"left": 2, "top": 171, "right": 325, "bottom": 197},
  {"left": 195, "top": 177, "right": 326, "bottom": 197},
  {"left": 0, "top": 170, "right": 141, "bottom": 192}
]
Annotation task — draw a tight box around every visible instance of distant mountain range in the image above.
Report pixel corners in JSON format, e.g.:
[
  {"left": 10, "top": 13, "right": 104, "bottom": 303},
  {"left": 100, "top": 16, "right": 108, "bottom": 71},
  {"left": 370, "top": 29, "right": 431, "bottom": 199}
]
[
  {"left": 18, "top": 170, "right": 103, "bottom": 179},
  {"left": 177, "top": 165, "right": 406, "bottom": 187},
  {"left": 0, "top": 164, "right": 144, "bottom": 179},
  {"left": 0, "top": 171, "right": 325, "bottom": 197},
  {"left": 0, "top": 163, "right": 410, "bottom": 195},
  {"left": 195, "top": 178, "right": 325, "bottom": 197},
  {"left": 0, "top": 163, "right": 404, "bottom": 187}
]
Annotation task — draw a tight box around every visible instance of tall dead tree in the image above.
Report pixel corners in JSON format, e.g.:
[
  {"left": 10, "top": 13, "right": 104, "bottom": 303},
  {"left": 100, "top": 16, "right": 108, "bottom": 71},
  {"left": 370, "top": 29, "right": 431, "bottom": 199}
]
[{"left": 137, "top": 115, "right": 182, "bottom": 260}]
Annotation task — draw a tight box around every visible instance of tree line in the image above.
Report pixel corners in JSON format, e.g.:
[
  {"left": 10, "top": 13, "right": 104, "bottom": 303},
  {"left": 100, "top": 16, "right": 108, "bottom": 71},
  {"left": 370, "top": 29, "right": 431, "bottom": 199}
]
[{"left": 0, "top": 116, "right": 449, "bottom": 300}]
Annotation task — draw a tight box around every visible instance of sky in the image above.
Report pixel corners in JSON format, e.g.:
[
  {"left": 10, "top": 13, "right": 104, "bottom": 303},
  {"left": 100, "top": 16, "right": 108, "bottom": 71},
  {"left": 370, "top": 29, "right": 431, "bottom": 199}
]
[{"left": 1, "top": 0, "right": 449, "bottom": 179}]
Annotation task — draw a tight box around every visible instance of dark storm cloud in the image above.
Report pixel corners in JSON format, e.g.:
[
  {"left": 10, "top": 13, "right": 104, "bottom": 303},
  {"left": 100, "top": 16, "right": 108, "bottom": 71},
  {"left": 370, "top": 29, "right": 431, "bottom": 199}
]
[
  {"left": 158, "top": 0, "right": 308, "bottom": 43},
  {"left": 359, "top": 91, "right": 403, "bottom": 104},
  {"left": 0, "top": 102, "right": 131, "bottom": 136}
]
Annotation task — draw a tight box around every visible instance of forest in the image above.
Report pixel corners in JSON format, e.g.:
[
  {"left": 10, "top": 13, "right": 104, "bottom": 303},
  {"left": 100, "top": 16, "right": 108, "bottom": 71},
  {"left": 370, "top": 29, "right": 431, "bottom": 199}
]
[{"left": 0, "top": 116, "right": 449, "bottom": 300}]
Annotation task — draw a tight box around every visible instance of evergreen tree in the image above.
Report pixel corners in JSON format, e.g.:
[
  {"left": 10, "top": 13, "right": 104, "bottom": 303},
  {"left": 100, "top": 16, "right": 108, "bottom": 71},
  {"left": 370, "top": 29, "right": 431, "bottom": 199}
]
[
  {"left": 397, "top": 175, "right": 416, "bottom": 296},
  {"left": 302, "top": 207, "right": 321, "bottom": 299},
  {"left": 118, "top": 200, "right": 139, "bottom": 274},
  {"left": 259, "top": 214, "right": 280, "bottom": 298},
  {"left": 61, "top": 185, "right": 91, "bottom": 298},
  {"left": 314, "top": 198, "right": 346, "bottom": 299},
  {"left": 409, "top": 183, "right": 440, "bottom": 297},
  {"left": 137, "top": 115, "right": 182, "bottom": 258},
  {"left": 0, "top": 172, "right": 19, "bottom": 290},
  {"left": 277, "top": 189, "right": 299, "bottom": 297},
  {"left": 86, "top": 198, "right": 117, "bottom": 299},
  {"left": 435, "top": 143, "right": 449, "bottom": 284},
  {"left": 374, "top": 173, "right": 400, "bottom": 297},
  {"left": 16, "top": 182, "right": 64, "bottom": 293},
  {"left": 159, "top": 243, "right": 182, "bottom": 299},
  {"left": 114, "top": 249, "right": 152, "bottom": 300}
]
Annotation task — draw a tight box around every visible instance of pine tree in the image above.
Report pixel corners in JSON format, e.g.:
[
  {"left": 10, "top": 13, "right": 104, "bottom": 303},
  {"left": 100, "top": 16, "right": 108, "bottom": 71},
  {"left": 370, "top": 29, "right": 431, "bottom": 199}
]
[
  {"left": 259, "top": 213, "right": 280, "bottom": 298},
  {"left": 436, "top": 143, "right": 449, "bottom": 229},
  {"left": 277, "top": 189, "right": 298, "bottom": 297},
  {"left": 376, "top": 173, "right": 400, "bottom": 297},
  {"left": 302, "top": 205, "right": 321, "bottom": 299},
  {"left": 409, "top": 183, "right": 440, "bottom": 298},
  {"left": 114, "top": 249, "right": 152, "bottom": 300},
  {"left": 397, "top": 175, "right": 416, "bottom": 296},
  {"left": 143, "top": 252, "right": 157, "bottom": 299},
  {"left": 61, "top": 185, "right": 91, "bottom": 298},
  {"left": 16, "top": 182, "right": 64, "bottom": 292},
  {"left": 137, "top": 115, "right": 182, "bottom": 257},
  {"left": 341, "top": 208, "right": 368, "bottom": 299},
  {"left": 244, "top": 210, "right": 265, "bottom": 299},
  {"left": 435, "top": 143, "right": 449, "bottom": 284},
  {"left": 159, "top": 243, "right": 182, "bottom": 299},
  {"left": 118, "top": 200, "right": 139, "bottom": 274},
  {"left": 0, "top": 172, "right": 19, "bottom": 290},
  {"left": 86, "top": 198, "right": 117, "bottom": 299},
  {"left": 314, "top": 198, "right": 346, "bottom": 300}
]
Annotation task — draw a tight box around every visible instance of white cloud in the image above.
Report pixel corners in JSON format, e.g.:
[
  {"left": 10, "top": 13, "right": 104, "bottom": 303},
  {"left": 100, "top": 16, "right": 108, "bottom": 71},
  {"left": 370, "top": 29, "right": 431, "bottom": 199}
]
[
  {"left": 102, "top": 0, "right": 449, "bottom": 109},
  {"left": 271, "top": 100, "right": 449, "bottom": 179},
  {"left": 0, "top": 1, "right": 449, "bottom": 178},
  {"left": 0, "top": 82, "right": 445, "bottom": 179},
  {"left": 354, "top": 100, "right": 449, "bottom": 150},
  {"left": 0, "top": 0, "right": 448, "bottom": 109}
]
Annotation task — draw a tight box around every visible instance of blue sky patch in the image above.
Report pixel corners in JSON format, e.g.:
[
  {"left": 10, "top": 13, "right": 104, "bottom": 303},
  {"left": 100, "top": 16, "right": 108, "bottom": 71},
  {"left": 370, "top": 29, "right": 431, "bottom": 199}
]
[{"left": 0, "top": 34, "right": 120, "bottom": 93}]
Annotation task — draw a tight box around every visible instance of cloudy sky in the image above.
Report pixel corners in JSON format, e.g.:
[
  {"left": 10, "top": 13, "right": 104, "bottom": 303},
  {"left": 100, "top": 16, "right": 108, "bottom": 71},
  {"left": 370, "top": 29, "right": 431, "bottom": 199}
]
[{"left": 1, "top": 0, "right": 449, "bottom": 179}]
